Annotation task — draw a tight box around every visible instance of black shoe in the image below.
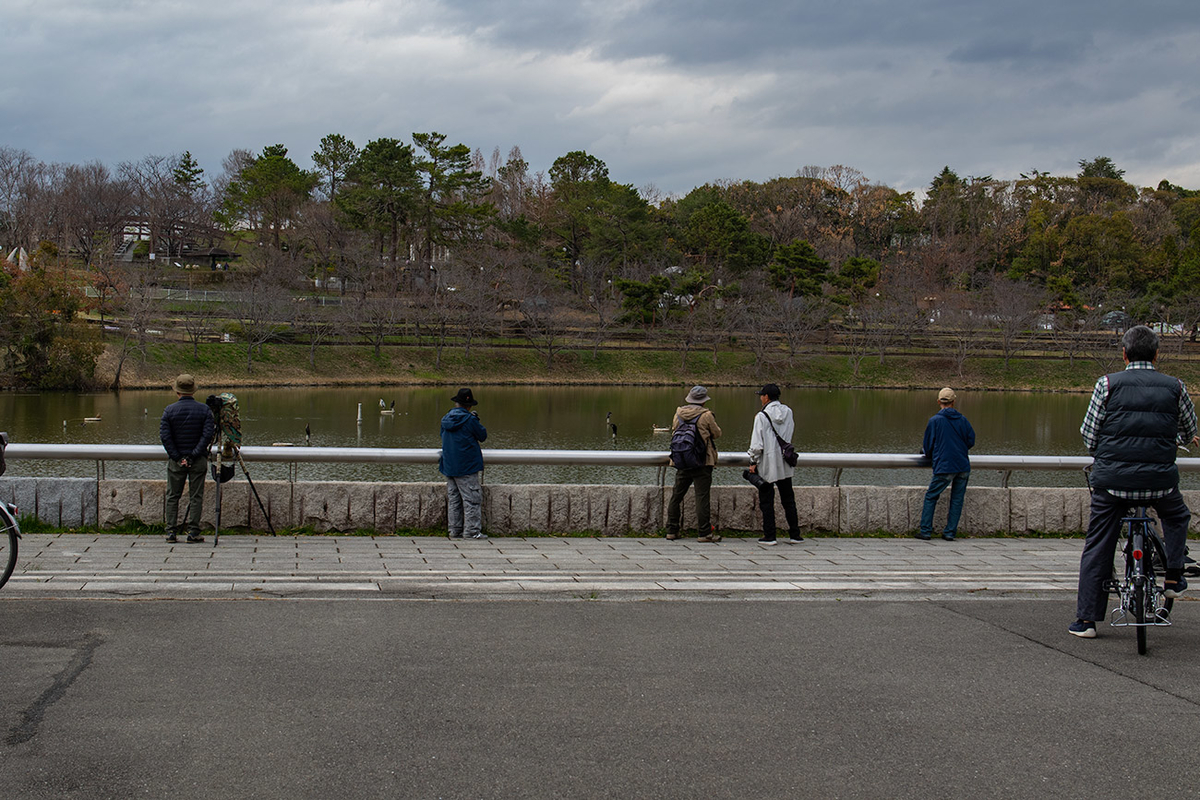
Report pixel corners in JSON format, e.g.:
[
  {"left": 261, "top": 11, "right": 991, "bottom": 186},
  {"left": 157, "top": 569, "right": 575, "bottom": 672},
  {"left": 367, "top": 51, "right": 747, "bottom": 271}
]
[
  {"left": 185, "top": 535, "right": 205, "bottom": 544},
  {"left": 1165, "top": 577, "right": 1188, "bottom": 599},
  {"left": 757, "top": 537, "right": 778, "bottom": 545},
  {"left": 165, "top": 533, "right": 177, "bottom": 543},
  {"left": 915, "top": 532, "right": 932, "bottom": 541},
  {"left": 787, "top": 535, "right": 804, "bottom": 543},
  {"left": 941, "top": 533, "right": 956, "bottom": 542}
]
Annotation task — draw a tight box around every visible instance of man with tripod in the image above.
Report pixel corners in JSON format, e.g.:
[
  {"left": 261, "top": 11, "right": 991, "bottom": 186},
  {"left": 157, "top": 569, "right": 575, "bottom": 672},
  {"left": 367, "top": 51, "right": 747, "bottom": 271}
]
[
  {"left": 1070, "top": 325, "right": 1198, "bottom": 638},
  {"left": 160, "top": 374, "right": 215, "bottom": 544}
]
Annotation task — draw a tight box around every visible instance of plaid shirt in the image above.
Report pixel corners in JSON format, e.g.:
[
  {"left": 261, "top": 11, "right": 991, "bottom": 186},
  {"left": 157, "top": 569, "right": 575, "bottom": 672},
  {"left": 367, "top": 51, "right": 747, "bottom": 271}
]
[{"left": 1080, "top": 361, "right": 1197, "bottom": 500}]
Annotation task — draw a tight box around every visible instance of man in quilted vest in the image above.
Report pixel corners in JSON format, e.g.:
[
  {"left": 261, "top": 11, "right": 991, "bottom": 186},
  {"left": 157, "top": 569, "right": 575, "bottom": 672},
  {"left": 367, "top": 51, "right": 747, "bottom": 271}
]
[{"left": 1070, "top": 325, "right": 1198, "bottom": 638}]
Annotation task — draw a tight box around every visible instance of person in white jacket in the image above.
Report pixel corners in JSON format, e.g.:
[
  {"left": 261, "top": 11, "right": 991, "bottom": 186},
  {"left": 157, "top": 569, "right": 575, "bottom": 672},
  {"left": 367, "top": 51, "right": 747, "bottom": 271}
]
[{"left": 747, "top": 384, "right": 802, "bottom": 545}]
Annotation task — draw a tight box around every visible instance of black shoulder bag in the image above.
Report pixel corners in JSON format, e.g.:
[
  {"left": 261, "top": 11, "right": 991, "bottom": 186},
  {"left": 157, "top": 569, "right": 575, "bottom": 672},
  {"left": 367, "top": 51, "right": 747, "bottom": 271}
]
[{"left": 759, "top": 411, "right": 798, "bottom": 467}]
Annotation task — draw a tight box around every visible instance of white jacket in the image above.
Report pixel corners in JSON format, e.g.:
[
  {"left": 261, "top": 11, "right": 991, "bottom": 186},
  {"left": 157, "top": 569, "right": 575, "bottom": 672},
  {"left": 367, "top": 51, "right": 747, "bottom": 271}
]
[{"left": 747, "top": 400, "right": 796, "bottom": 483}]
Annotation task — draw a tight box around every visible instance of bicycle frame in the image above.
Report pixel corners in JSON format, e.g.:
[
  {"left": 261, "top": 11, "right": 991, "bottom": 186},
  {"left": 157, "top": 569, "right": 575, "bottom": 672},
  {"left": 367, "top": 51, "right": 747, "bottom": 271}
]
[{"left": 1107, "top": 509, "right": 1172, "bottom": 630}]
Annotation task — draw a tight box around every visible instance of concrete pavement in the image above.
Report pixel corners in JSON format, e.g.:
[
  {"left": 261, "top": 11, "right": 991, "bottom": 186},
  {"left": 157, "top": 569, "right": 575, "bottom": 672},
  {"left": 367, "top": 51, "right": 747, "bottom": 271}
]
[{"left": 5, "top": 533, "right": 1090, "bottom": 599}]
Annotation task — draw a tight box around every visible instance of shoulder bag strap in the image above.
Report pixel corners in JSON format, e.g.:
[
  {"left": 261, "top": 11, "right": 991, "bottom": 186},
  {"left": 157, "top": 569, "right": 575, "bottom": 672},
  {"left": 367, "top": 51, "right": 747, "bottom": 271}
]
[{"left": 759, "top": 409, "right": 790, "bottom": 447}]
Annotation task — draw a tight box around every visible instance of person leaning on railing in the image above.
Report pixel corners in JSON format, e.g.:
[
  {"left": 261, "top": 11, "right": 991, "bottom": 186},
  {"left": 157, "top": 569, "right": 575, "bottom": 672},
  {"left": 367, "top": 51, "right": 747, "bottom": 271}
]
[{"left": 1070, "top": 325, "right": 1199, "bottom": 639}]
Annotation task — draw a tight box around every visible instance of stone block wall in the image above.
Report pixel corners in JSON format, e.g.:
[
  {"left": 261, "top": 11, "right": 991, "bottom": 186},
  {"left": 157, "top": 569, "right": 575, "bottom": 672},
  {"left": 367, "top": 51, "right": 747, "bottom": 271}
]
[{"left": 3, "top": 476, "right": 1199, "bottom": 536}]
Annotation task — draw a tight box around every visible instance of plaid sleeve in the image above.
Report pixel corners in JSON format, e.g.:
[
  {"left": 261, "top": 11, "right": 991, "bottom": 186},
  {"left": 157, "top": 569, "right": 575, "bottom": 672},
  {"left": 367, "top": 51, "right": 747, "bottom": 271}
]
[
  {"left": 1080, "top": 375, "right": 1108, "bottom": 453},
  {"left": 1178, "top": 380, "right": 1198, "bottom": 445}
]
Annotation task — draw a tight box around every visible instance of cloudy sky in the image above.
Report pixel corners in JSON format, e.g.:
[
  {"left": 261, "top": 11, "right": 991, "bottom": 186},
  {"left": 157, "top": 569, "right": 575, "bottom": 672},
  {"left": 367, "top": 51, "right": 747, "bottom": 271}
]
[{"left": 4, "top": 0, "right": 1200, "bottom": 197}]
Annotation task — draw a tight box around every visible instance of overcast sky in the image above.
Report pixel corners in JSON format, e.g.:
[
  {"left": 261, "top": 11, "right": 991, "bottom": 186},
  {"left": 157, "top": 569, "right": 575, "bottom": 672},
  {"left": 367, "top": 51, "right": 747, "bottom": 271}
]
[{"left": 4, "top": 0, "right": 1200, "bottom": 197}]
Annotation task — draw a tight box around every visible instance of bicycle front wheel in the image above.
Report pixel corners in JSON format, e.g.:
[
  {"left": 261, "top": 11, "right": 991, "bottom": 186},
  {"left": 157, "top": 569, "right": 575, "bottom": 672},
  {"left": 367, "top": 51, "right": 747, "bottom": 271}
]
[{"left": 0, "top": 524, "right": 16, "bottom": 589}]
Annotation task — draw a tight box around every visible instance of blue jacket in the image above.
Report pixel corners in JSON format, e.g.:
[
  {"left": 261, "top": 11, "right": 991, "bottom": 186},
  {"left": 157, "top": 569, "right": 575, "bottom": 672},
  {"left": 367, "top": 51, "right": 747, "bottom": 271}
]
[
  {"left": 439, "top": 407, "right": 487, "bottom": 477},
  {"left": 921, "top": 407, "right": 975, "bottom": 475},
  {"left": 160, "top": 396, "right": 215, "bottom": 463}
]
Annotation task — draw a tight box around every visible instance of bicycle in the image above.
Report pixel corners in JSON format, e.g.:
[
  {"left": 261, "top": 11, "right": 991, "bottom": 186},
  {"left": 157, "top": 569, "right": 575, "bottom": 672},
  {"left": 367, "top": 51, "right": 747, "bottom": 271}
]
[
  {"left": 1105, "top": 506, "right": 1173, "bottom": 655},
  {"left": 0, "top": 432, "right": 19, "bottom": 589}
]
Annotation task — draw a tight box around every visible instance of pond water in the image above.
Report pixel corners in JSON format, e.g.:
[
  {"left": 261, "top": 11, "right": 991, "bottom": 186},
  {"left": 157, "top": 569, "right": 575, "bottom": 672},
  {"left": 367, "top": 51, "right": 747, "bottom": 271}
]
[{"left": 0, "top": 384, "right": 1170, "bottom": 488}]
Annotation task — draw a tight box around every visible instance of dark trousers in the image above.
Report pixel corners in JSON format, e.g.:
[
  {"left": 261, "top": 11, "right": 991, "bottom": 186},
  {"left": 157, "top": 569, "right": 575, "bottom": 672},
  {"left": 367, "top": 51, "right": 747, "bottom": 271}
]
[
  {"left": 758, "top": 477, "right": 800, "bottom": 539},
  {"left": 165, "top": 457, "right": 207, "bottom": 537},
  {"left": 667, "top": 466, "right": 713, "bottom": 535},
  {"left": 1076, "top": 487, "right": 1191, "bottom": 621}
]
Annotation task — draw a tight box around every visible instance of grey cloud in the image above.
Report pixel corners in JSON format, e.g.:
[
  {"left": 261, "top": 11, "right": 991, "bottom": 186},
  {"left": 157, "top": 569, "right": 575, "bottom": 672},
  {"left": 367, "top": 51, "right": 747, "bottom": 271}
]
[{"left": 3, "top": 0, "right": 1200, "bottom": 197}]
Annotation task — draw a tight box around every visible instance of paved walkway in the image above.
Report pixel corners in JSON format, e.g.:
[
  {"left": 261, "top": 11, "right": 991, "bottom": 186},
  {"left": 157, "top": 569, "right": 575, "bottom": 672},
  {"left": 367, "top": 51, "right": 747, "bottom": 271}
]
[{"left": 3, "top": 533, "right": 1088, "bottom": 599}]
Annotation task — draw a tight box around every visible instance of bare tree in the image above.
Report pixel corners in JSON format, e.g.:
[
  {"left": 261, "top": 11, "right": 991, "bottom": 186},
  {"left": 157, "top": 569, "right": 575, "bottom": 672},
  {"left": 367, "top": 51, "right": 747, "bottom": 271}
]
[
  {"left": 779, "top": 294, "right": 831, "bottom": 366},
  {"left": 938, "top": 294, "right": 987, "bottom": 379},
  {"left": 0, "top": 146, "right": 42, "bottom": 249},
  {"left": 358, "top": 295, "right": 405, "bottom": 358},
  {"left": 986, "top": 277, "right": 1045, "bottom": 370},
  {"left": 59, "top": 161, "right": 132, "bottom": 266},
  {"left": 228, "top": 252, "right": 297, "bottom": 372},
  {"left": 506, "top": 265, "right": 571, "bottom": 370},
  {"left": 177, "top": 299, "right": 220, "bottom": 360},
  {"left": 575, "top": 256, "right": 623, "bottom": 358},
  {"left": 108, "top": 262, "right": 164, "bottom": 390},
  {"left": 737, "top": 282, "right": 785, "bottom": 375},
  {"left": 293, "top": 296, "right": 341, "bottom": 369}
]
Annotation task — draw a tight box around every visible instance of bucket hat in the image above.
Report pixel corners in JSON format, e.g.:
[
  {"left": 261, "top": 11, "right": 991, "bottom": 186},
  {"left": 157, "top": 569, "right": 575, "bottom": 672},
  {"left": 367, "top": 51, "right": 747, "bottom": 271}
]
[
  {"left": 450, "top": 387, "right": 478, "bottom": 407},
  {"left": 173, "top": 374, "right": 196, "bottom": 395}
]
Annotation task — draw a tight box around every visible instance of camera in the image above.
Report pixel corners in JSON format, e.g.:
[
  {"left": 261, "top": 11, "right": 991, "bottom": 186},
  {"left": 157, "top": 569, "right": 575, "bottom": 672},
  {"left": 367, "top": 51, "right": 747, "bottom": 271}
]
[{"left": 742, "top": 469, "right": 766, "bottom": 488}]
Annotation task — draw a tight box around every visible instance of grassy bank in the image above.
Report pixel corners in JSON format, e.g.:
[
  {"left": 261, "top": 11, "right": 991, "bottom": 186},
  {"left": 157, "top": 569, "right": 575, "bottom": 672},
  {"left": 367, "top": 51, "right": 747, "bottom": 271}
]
[{"left": 96, "top": 340, "right": 1200, "bottom": 393}]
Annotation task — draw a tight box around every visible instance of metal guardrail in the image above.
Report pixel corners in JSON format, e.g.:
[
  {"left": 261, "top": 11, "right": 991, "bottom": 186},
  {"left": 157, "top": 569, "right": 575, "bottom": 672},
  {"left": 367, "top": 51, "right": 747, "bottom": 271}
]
[
  {"left": 8, "top": 443, "right": 1194, "bottom": 487},
  {"left": 3, "top": 443, "right": 1100, "bottom": 467}
]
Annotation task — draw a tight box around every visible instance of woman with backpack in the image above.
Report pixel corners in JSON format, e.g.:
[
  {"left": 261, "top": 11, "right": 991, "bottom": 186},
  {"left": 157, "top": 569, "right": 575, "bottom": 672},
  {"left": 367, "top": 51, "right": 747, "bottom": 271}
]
[{"left": 665, "top": 386, "right": 722, "bottom": 542}]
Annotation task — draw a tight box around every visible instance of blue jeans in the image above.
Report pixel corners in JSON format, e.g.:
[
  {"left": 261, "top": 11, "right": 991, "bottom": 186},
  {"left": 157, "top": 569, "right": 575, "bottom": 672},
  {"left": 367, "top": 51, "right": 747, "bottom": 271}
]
[{"left": 920, "top": 471, "right": 969, "bottom": 537}]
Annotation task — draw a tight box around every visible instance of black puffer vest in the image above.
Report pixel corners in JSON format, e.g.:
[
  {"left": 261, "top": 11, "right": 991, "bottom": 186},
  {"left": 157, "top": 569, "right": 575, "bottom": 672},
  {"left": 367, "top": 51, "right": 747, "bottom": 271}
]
[{"left": 1090, "top": 369, "right": 1182, "bottom": 491}]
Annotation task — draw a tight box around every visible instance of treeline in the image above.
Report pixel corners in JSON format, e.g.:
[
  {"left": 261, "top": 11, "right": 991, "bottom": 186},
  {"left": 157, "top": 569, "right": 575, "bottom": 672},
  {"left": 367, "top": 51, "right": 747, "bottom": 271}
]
[{"left": 1, "top": 137, "right": 1199, "bottom": 390}]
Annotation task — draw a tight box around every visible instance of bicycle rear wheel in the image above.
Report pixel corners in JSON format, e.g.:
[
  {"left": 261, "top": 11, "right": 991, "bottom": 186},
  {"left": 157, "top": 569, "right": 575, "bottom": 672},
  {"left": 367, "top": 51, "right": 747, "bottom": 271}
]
[
  {"left": 1134, "top": 582, "right": 1148, "bottom": 655},
  {"left": 0, "top": 523, "right": 16, "bottom": 589}
]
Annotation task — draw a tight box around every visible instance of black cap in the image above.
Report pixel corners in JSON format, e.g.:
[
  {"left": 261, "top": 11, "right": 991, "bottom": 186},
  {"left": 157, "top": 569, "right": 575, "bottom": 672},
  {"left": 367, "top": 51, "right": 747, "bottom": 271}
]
[
  {"left": 450, "top": 387, "right": 478, "bottom": 407},
  {"left": 758, "top": 384, "right": 781, "bottom": 400}
]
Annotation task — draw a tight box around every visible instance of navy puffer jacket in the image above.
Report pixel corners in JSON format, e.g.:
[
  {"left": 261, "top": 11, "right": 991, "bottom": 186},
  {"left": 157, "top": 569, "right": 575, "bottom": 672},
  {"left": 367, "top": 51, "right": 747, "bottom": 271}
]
[{"left": 160, "top": 396, "right": 215, "bottom": 462}]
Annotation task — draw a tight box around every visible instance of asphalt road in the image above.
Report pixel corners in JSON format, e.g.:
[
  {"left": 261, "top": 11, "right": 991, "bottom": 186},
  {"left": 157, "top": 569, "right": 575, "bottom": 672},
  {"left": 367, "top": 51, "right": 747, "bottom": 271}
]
[{"left": 3, "top": 597, "right": 1199, "bottom": 799}]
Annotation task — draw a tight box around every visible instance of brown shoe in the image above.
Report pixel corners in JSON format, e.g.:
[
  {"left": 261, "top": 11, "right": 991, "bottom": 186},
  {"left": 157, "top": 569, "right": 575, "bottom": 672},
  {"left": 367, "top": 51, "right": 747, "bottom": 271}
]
[
  {"left": 665, "top": 533, "right": 680, "bottom": 540},
  {"left": 696, "top": 534, "right": 722, "bottom": 543}
]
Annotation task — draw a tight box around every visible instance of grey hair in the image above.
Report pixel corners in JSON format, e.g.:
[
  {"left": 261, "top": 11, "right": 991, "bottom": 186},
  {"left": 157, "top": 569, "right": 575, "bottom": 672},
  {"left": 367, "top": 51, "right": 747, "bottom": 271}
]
[{"left": 1122, "top": 325, "right": 1158, "bottom": 362}]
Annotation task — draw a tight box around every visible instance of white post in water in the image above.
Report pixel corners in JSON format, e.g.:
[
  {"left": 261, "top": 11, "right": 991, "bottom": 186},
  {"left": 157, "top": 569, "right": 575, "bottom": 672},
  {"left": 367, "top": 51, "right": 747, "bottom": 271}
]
[{"left": 357, "top": 403, "right": 362, "bottom": 424}]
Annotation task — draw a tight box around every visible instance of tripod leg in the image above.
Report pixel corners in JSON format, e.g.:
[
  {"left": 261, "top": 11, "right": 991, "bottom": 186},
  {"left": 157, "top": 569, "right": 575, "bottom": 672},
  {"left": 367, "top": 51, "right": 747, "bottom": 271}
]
[{"left": 236, "top": 453, "right": 276, "bottom": 535}]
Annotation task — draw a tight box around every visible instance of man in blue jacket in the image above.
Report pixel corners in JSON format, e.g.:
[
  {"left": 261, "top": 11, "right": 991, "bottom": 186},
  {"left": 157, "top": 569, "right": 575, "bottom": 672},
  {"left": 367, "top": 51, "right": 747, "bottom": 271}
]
[
  {"left": 160, "top": 374, "right": 215, "bottom": 543},
  {"left": 917, "top": 387, "right": 975, "bottom": 541},
  {"left": 440, "top": 388, "right": 488, "bottom": 540}
]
